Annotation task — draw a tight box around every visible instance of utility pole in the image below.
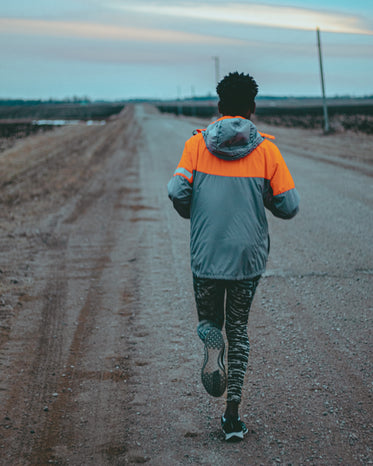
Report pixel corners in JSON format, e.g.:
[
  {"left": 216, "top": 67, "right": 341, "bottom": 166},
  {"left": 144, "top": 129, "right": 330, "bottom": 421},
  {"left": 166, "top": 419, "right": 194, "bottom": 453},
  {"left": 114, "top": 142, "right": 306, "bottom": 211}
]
[
  {"left": 177, "top": 86, "right": 182, "bottom": 116},
  {"left": 212, "top": 56, "right": 220, "bottom": 88},
  {"left": 316, "top": 27, "right": 330, "bottom": 133}
]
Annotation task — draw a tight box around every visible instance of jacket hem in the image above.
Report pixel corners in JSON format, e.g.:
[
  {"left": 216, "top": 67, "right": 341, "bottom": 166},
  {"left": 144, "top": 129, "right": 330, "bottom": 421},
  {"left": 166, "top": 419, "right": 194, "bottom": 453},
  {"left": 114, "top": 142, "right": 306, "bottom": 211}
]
[{"left": 191, "top": 268, "right": 265, "bottom": 281}]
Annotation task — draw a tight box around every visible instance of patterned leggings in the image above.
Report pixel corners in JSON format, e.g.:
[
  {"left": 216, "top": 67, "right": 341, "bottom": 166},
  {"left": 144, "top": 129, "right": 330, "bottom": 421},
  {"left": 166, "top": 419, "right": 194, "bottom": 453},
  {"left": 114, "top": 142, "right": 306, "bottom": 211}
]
[{"left": 193, "top": 275, "right": 260, "bottom": 404}]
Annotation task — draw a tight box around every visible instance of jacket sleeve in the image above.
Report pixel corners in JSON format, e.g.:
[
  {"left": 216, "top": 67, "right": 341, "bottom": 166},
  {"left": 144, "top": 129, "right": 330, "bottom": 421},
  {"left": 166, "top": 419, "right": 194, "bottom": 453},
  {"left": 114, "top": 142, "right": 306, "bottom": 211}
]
[
  {"left": 263, "top": 143, "right": 300, "bottom": 219},
  {"left": 167, "top": 140, "right": 194, "bottom": 219}
]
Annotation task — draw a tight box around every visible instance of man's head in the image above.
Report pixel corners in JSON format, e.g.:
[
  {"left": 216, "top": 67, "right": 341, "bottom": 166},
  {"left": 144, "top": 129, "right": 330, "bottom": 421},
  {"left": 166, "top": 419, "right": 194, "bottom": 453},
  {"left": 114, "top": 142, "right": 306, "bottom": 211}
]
[{"left": 216, "top": 71, "right": 258, "bottom": 119}]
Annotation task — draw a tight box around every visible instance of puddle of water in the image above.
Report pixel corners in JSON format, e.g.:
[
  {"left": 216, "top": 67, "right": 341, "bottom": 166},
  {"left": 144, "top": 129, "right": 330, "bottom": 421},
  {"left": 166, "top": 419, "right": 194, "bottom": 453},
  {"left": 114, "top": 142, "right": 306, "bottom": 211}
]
[{"left": 32, "top": 120, "right": 106, "bottom": 126}]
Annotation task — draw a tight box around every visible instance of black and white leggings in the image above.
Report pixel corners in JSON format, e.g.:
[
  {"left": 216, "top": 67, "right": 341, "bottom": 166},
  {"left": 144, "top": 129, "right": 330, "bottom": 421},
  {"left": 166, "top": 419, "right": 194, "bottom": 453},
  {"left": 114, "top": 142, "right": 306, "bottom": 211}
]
[{"left": 193, "top": 275, "right": 260, "bottom": 404}]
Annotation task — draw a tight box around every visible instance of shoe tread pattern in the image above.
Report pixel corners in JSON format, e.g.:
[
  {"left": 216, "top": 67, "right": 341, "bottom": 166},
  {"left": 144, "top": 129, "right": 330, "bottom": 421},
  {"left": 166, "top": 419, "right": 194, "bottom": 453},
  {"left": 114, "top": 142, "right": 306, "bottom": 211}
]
[{"left": 201, "top": 328, "right": 227, "bottom": 397}]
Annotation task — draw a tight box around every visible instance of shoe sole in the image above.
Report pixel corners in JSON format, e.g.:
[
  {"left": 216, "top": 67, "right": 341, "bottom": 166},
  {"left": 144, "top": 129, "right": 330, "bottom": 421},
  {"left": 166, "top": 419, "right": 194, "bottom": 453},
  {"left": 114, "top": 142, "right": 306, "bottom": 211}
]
[
  {"left": 225, "top": 431, "right": 244, "bottom": 441},
  {"left": 224, "top": 425, "right": 248, "bottom": 441},
  {"left": 221, "top": 417, "right": 249, "bottom": 441},
  {"left": 201, "top": 328, "right": 226, "bottom": 397}
]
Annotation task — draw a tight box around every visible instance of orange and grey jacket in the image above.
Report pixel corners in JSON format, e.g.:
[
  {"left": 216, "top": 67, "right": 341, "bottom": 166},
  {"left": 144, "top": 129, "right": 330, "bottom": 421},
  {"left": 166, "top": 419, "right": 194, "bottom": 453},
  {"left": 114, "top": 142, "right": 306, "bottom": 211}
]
[{"left": 168, "top": 116, "right": 299, "bottom": 280}]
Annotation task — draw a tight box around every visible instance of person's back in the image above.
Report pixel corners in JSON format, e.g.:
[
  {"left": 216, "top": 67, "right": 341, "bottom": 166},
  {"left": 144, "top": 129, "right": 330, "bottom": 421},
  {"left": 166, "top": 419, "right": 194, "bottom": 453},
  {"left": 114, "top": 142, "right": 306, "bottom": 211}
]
[
  {"left": 168, "top": 71, "right": 299, "bottom": 441},
  {"left": 172, "top": 115, "right": 298, "bottom": 280}
]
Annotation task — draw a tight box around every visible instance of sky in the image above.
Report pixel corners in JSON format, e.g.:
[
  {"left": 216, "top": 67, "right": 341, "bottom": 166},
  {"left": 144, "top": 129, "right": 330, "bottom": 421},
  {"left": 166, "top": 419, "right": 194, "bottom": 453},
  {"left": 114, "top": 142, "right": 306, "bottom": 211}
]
[{"left": 1, "top": 0, "right": 372, "bottom": 100}]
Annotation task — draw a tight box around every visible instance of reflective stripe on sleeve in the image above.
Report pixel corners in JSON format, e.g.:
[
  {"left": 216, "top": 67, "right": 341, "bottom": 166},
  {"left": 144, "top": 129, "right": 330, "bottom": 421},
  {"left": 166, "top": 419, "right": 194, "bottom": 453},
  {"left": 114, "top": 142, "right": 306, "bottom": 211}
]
[{"left": 174, "top": 167, "right": 193, "bottom": 182}]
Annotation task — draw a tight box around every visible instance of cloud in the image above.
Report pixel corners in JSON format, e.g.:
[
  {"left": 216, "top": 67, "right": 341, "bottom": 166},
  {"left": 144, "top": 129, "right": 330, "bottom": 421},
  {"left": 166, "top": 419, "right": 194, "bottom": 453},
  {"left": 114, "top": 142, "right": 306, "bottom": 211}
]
[
  {"left": 0, "top": 17, "right": 244, "bottom": 44},
  {"left": 110, "top": 2, "right": 373, "bottom": 36}
]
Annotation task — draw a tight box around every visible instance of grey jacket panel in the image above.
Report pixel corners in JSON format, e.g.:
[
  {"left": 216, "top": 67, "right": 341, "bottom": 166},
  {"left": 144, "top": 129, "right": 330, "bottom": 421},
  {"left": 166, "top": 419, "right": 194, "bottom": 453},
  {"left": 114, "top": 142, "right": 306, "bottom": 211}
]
[
  {"left": 190, "top": 174, "right": 269, "bottom": 279},
  {"left": 167, "top": 175, "right": 192, "bottom": 219},
  {"left": 263, "top": 180, "right": 300, "bottom": 219},
  {"left": 168, "top": 116, "right": 299, "bottom": 280},
  {"left": 203, "top": 118, "right": 264, "bottom": 160}
]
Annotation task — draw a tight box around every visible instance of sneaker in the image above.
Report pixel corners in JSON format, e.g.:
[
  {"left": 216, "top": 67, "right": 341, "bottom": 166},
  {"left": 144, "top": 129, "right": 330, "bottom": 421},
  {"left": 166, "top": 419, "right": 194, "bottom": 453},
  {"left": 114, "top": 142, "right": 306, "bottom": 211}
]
[
  {"left": 221, "top": 416, "right": 248, "bottom": 441},
  {"left": 201, "top": 327, "right": 227, "bottom": 397},
  {"left": 197, "top": 319, "right": 220, "bottom": 342}
]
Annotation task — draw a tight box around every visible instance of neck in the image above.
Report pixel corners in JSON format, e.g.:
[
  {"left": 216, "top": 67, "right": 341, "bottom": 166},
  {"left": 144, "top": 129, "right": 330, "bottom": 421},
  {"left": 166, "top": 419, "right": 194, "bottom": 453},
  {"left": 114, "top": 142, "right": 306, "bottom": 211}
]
[{"left": 222, "top": 113, "right": 251, "bottom": 120}]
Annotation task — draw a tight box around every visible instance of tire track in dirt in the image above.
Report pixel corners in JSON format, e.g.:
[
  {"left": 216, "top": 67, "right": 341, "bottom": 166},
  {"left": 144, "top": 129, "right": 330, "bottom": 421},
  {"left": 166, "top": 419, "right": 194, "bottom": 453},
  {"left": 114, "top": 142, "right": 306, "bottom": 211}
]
[
  {"left": 29, "top": 116, "right": 140, "bottom": 464},
  {"left": 28, "top": 253, "right": 112, "bottom": 464},
  {"left": 0, "top": 107, "right": 143, "bottom": 464}
]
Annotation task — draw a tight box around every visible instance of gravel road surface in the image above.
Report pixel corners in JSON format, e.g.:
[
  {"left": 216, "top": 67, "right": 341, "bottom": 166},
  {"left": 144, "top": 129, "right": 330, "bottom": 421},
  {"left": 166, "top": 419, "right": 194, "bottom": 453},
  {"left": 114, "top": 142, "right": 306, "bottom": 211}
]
[{"left": 0, "top": 105, "right": 372, "bottom": 465}]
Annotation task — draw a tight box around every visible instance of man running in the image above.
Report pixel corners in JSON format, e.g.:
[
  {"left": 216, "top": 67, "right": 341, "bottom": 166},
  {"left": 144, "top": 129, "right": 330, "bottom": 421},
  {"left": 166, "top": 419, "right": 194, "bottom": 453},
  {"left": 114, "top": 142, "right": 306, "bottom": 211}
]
[{"left": 167, "top": 71, "right": 299, "bottom": 441}]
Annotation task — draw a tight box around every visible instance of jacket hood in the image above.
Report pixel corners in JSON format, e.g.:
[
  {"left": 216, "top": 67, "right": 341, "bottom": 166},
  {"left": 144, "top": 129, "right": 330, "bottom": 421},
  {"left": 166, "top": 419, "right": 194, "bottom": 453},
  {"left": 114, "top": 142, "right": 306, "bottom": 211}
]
[{"left": 202, "top": 116, "right": 264, "bottom": 161}]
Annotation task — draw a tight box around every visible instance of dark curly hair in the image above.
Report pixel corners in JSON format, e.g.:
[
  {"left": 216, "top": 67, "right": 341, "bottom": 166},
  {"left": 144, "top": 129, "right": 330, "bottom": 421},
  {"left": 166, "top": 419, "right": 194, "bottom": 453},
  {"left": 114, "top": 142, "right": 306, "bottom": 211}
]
[{"left": 216, "top": 71, "right": 258, "bottom": 117}]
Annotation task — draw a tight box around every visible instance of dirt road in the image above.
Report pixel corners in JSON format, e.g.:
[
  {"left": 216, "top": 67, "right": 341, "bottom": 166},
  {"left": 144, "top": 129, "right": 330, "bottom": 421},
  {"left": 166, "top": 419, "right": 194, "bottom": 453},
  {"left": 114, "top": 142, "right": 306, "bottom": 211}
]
[{"left": 0, "top": 105, "right": 372, "bottom": 465}]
